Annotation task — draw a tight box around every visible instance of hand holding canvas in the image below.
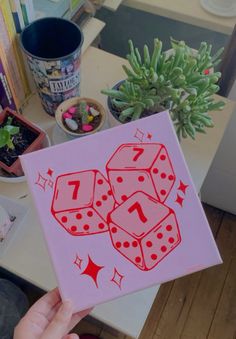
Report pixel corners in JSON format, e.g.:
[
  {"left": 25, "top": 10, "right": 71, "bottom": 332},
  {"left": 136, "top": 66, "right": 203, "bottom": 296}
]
[{"left": 14, "top": 288, "right": 92, "bottom": 339}]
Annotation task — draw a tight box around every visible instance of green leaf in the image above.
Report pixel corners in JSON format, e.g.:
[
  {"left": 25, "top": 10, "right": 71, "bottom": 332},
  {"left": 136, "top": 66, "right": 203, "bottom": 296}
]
[
  {"left": 127, "top": 54, "right": 140, "bottom": 74},
  {"left": 143, "top": 45, "right": 150, "bottom": 67},
  {"left": 211, "top": 47, "right": 224, "bottom": 63},
  {"left": 7, "top": 138, "right": 15, "bottom": 149},
  {"left": 4, "top": 125, "right": 20, "bottom": 135},
  {"left": 119, "top": 107, "right": 135, "bottom": 122},
  {"left": 135, "top": 47, "right": 142, "bottom": 65},
  {"left": 131, "top": 105, "right": 143, "bottom": 120},
  {"left": 6, "top": 117, "right": 13, "bottom": 125},
  {"left": 150, "top": 39, "right": 162, "bottom": 71},
  {"left": 101, "top": 89, "right": 128, "bottom": 101},
  {"left": 0, "top": 129, "right": 10, "bottom": 148}
]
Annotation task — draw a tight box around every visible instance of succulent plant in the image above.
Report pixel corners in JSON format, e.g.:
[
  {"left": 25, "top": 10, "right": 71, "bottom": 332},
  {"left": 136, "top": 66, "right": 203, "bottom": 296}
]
[
  {"left": 0, "top": 117, "right": 19, "bottom": 149},
  {"left": 79, "top": 101, "right": 89, "bottom": 124},
  {"left": 101, "top": 38, "right": 225, "bottom": 140}
]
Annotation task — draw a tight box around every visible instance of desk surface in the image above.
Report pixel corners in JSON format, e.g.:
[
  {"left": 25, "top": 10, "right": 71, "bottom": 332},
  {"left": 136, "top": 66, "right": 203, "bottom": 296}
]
[
  {"left": 124, "top": 0, "right": 235, "bottom": 35},
  {"left": 0, "top": 47, "right": 235, "bottom": 338}
]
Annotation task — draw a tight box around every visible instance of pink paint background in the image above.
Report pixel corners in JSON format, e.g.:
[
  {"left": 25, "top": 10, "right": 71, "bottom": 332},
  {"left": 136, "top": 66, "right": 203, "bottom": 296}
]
[{"left": 21, "top": 111, "right": 222, "bottom": 312}]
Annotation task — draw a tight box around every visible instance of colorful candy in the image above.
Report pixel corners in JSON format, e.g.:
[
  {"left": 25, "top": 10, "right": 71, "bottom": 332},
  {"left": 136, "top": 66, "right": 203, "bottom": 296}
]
[
  {"left": 68, "top": 106, "right": 76, "bottom": 114},
  {"left": 82, "top": 124, "right": 93, "bottom": 132},
  {"left": 65, "top": 118, "right": 78, "bottom": 131},
  {"left": 62, "top": 112, "right": 73, "bottom": 119}
]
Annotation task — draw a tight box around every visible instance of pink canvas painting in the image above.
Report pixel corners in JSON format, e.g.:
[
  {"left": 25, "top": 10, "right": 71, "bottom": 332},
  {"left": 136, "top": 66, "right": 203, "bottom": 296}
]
[{"left": 20, "top": 111, "right": 222, "bottom": 312}]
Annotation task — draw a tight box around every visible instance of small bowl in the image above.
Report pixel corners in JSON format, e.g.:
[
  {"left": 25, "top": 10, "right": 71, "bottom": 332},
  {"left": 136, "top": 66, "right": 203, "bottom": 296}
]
[{"left": 55, "top": 97, "right": 106, "bottom": 138}]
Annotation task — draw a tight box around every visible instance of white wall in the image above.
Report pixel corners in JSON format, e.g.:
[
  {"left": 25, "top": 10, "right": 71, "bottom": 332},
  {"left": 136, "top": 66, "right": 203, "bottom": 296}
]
[{"left": 201, "top": 81, "right": 236, "bottom": 214}]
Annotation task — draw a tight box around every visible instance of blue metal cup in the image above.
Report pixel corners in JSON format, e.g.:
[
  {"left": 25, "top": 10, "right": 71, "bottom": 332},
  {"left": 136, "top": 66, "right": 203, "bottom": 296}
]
[{"left": 20, "top": 17, "right": 84, "bottom": 116}]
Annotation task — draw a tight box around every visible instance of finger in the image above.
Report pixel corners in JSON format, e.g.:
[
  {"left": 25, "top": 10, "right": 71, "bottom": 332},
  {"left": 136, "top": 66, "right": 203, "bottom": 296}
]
[
  {"left": 41, "top": 300, "right": 73, "bottom": 339},
  {"left": 67, "top": 308, "right": 93, "bottom": 333},
  {"left": 63, "top": 334, "right": 79, "bottom": 339},
  {"left": 29, "top": 288, "right": 61, "bottom": 317}
]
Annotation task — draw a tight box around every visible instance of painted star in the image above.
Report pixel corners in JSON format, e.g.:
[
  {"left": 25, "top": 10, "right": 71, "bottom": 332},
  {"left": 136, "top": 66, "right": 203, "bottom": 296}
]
[
  {"left": 175, "top": 194, "right": 184, "bottom": 207},
  {"left": 147, "top": 133, "right": 152, "bottom": 140},
  {"left": 111, "top": 268, "right": 124, "bottom": 289},
  {"left": 35, "top": 173, "right": 48, "bottom": 191},
  {"left": 178, "top": 180, "right": 189, "bottom": 195},
  {"left": 81, "top": 255, "right": 104, "bottom": 288},
  {"left": 74, "top": 254, "right": 83, "bottom": 270},
  {"left": 47, "top": 168, "right": 54, "bottom": 177},
  {"left": 134, "top": 128, "right": 144, "bottom": 142}
]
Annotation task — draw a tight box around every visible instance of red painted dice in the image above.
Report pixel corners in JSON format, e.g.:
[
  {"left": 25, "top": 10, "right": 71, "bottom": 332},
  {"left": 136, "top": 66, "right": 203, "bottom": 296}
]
[
  {"left": 108, "top": 191, "right": 181, "bottom": 271},
  {"left": 106, "top": 143, "right": 175, "bottom": 204},
  {"left": 51, "top": 170, "right": 115, "bottom": 236}
]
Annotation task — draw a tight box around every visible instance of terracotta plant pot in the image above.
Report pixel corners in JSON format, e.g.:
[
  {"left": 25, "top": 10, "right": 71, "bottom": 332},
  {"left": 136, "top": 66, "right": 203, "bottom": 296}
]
[
  {"left": 0, "top": 108, "right": 46, "bottom": 176},
  {"left": 55, "top": 97, "right": 106, "bottom": 138}
]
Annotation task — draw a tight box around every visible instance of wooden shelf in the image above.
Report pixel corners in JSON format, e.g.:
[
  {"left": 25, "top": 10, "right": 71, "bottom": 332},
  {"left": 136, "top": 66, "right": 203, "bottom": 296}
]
[
  {"left": 103, "top": 0, "right": 123, "bottom": 11},
  {"left": 82, "top": 17, "right": 105, "bottom": 53},
  {"left": 123, "top": 0, "right": 235, "bottom": 35}
]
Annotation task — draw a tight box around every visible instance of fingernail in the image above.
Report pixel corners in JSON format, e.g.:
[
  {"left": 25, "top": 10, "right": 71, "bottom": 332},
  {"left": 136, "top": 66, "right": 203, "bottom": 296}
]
[{"left": 59, "top": 299, "right": 72, "bottom": 317}]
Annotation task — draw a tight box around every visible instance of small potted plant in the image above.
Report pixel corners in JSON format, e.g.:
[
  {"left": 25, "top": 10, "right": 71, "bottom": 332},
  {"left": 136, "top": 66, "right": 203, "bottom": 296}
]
[
  {"left": 101, "top": 38, "right": 225, "bottom": 140},
  {"left": 55, "top": 97, "right": 106, "bottom": 138},
  {"left": 0, "top": 108, "right": 46, "bottom": 176}
]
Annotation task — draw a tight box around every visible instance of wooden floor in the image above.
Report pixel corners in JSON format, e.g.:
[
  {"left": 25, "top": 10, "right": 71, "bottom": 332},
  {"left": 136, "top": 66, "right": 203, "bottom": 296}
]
[{"left": 74, "top": 204, "right": 236, "bottom": 339}]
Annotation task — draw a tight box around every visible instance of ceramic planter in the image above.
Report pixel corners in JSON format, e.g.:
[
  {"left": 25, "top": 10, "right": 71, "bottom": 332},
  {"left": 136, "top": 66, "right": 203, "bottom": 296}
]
[
  {"left": 0, "top": 108, "right": 46, "bottom": 176},
  {"left": 55, "top": 97, "right": 106, "bottom": 138},
  {"left": 107, "top": 80, "right": 125, "bottom": 128}
]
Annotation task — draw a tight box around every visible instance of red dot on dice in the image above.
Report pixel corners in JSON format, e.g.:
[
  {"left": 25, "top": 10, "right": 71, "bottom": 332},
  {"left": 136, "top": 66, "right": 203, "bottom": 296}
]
[
  {"left": 87, "top": 211, "right": 93, "bottom": 217},
  {"left": 111, "top": 227, "right": 117, "bottom": 233},
  {"left": 108, "top": 190, "right": 112, "bottom": 195},
  {"left": 168, "top": 174, "right": 174, "bottom": 181},
  {"left": 117, "top": 176, "right": 123, "bottom": 183},
  {"left": 169, "top": 237, "right": 175, "bottom": 243},
  {"left": 160, "top": 189, "right": 166, "bottom": 196},
  {"left": 135, "top": 256, "right": 141, "bottom": 263},
  {"left": 166, "top": 224, "right": 172, "bottom": 231},
  {"left": 160, "top": 154, "right": 166, "bottom": 160},
  {"left": 70, "top": 225, "right": 77, "bottom": 232},
  {"left": 151, "top": 254, "right": 157, "bottom": 260},
  {"left": 161, "top": 172, "right": 166, "bottom": 179},
  {"left": 121, "top": 195, "right": 127, "bottom": 201},
  {"left": 76, "top": 213, "right": 82, "bottom": 220},
  {"left": 83, "top": 224, "right": 90, "bottom": 231},
  {"left": 61, "top": 216, "right": 67, "bottom": 223},
  {"left": 132, "top": 241, "right": 138, "bottom": 247},
  {"left": 116, "top": 242, "right": 121, "bottom": 248},
  {"left": 161, "top": 246, "right": 167, "bottom": 252},
  {"left": 124, "top": 241, "right": 130, "bottom": 248},
  {"left": 102, "top": 195, "right": 107, "bottom": 201},
  {"left": 157, "top": 232, "right": 163, "bottom": 239},
  {"left": 153, "top": 168, "right": 159, "bottom": 174},
  {"left": 96, "top": 200, "right": 102, "bottom": 207},
  {"left": 146, "top": 241, "right": 153, "bottom": 247},
  {"left": 97, "top": 179, "right": 103, "bottom": 185},
  {"left": 98, "top": 223, "right": 105, "bottom": 229},
  {"left": 138, "top": 175, "right": 145, "bottom": 182}
]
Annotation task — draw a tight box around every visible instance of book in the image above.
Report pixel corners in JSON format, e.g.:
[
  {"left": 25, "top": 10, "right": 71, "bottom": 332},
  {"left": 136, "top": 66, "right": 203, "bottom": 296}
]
[
  {"left": 0, "top": 56, "right": 16, "bottom": 110},
  {"left": 70, "top": 0, "right": 85, "bottom": 18},
  {"left": 21, "top": 112, "right": 222, "bottom": 312},
  {"left": 0, "top": 6, "right": 22, "bottom": 109},
  {"left": 20, "top": 0, "right": 34, "bottom": 26},
  {"left": 0, "top": 0, "right": 30, "bottom": 107},
  {"left": 9, "top": 0, "right": 25, "bottom": 33}
]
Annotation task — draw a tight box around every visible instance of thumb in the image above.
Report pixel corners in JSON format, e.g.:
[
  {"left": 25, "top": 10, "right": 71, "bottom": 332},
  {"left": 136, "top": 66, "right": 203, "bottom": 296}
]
[{"left": 42, "top": 300, "right": 73, "bottom": 339}]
